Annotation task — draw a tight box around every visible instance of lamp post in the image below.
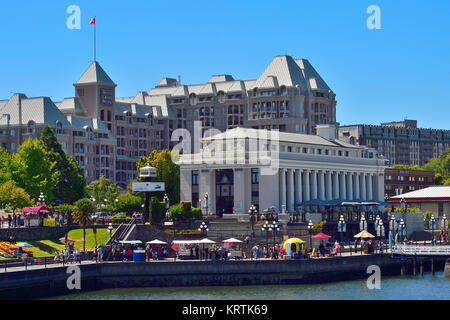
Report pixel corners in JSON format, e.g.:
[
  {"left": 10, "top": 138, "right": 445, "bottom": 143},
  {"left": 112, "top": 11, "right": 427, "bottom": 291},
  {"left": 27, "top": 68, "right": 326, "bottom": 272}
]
[
  {"left": 389, "top": 214, "right": 397, "bottom": 256},
  {"left": 398, "top": 219, "right": 406, "bottom": 243},
  {"left": 376, "top": 217, "right": 385, "bottom": 253},
  {"left": 204, "top": 193, "right": 209, "bottom": 217},
  {"left": 271, "top": 222, "right": 280, "bottom": 257},
  {"left": 337, "top": 215, "right": 346, "bottom": 257},
  {"left": 261, "top": 221, "right": 271, "bottom": 253},
  {"left": 307, "top": 220, "right": 314, "bottom": 251},
  {"left": 442, "top": 214, "right": 448, "bottom": 245},
  {"left": 198, "top": 221, "right": 209, "bottom": 260},
  {"left": 429, "top": 214, "right": 437, "bottom": 245},
  {"left": 38, "top": 192, "right": 45, "bottom": 205},
  {"left": 360, "top": 213, "right": 367, "bottom": 231},
  {"left": 108, "top": 222, "right": 114, "bottom": 242},
  {"left": 248, "top": 204, "right": 257, "bottom": 237},
  {"left": 163, "top": 194, "right": 170, "bottom": 219},
  {"left": 139, "top": 164, "right": 157, "bottom": 224}
]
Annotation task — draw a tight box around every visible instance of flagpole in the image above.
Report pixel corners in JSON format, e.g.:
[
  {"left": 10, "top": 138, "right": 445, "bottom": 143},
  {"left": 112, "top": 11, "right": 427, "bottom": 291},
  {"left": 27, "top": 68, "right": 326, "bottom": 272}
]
[{"left": 94, "top": 16, "right": 96, "bottom": 62}]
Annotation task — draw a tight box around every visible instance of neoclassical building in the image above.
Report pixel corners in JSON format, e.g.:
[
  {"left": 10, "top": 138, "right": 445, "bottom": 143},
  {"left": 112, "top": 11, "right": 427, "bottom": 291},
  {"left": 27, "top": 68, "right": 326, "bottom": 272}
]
[{"left": 179, "top": 125, "right": 387, "bottom": 215}]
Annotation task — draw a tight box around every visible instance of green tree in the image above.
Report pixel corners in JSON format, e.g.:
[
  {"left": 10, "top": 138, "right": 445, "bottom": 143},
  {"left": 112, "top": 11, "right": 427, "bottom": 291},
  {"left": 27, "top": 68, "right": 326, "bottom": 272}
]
[
  {"left": 87, "top": 176, "right": 122, "bottom": 211},
  {"left": 0, "top": 181, "right": 32, "bottom": 213},
  {"left": 40, "top": 125, "right": 87, "bottom": 204},
  {"left": 136, "top": 149, "right": 180, "bottom": 203},
  {"left": 9, "top": 138, "right": 54, "bottom": 202},
  {"left": 72, "top": 198, "right": 95, "bottom": 252},
  {"left": 424, "top": 149, "right": 450, "bottom": 184},
  {"left": 0, "top": 148, "right": 12, "bottom": 185},
  {"left": 115, "top": 192, "right": 143, "bottom": 216}
]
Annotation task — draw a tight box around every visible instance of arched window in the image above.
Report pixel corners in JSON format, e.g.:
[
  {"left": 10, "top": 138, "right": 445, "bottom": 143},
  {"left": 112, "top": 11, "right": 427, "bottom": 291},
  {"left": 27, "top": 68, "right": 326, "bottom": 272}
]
[
  {"left": 217, "top": 91, "right": 225, "bottom": 103},
  {"left": 56, "top": 121, "right": 63, "bottom": 134},
  {"left": 280, "top": 85, "right": 287, "bottom": 96},
  {"left": 27, "top": 121, "right": 35, "bottom": 134}
]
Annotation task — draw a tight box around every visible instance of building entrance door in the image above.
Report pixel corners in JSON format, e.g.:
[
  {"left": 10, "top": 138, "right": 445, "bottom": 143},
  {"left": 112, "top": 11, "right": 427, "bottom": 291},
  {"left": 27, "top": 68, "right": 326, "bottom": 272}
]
[{"left": 215, "top": 169, "right": 234, "bottom": 216}]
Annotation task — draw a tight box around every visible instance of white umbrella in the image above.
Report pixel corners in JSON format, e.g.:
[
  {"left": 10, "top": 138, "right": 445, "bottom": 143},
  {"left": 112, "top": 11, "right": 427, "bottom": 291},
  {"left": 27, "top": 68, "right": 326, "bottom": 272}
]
[
  {"left": 146, "top": 239, "right": 168, "bottom": 245},
  {"left": 199, "top": 238, "right": 216, "bottom": 244},
  {"left": 223, "top": 238, "right": 243, "bottom": 243}
]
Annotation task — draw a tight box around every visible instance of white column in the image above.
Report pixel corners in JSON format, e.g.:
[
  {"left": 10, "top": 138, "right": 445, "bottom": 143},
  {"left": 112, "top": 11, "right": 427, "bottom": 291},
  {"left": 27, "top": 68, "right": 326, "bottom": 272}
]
[
  {"left": 361, "top": 173, "right": 367, "bottom": 201},
  {"left": 295, "top": 169, "right": 302, "bottom": 204},
  {"left": 354, "top": 173, "right": 360, "bottom": 200},
  {"left": 318, "top": 171, "right": 325, "bottom": 200},
  {"left": 326, "top": 171, "right": 332, "bottom": 201},
  {"left": 367, "top": 173, "right": 373, "bottom": 201},
  {"left": 311, "top": 170, "right": 318, "bottom": 200},
  {"left": 333, "top": 171, "right": 339, "bottom": 199},
  {"left": 303, "top": 170, "right": 310, "bottom": 201},
  {"left": 347, "top": 172, "right": 353, "bottom": 201},
  {"left": 287, "top": 169, "right": 295, "bottom": 212},
  {"left": 340, "top": 172, "right": 346, "bottom": 200},
  {"left": 280, "top": 168, "right": 286, "bottom": 210}
]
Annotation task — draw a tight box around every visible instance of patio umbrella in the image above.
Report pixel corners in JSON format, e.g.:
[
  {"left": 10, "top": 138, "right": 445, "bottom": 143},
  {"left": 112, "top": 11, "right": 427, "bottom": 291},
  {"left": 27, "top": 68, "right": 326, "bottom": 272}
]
[
  {"left": 353, "top": 230, "right": 375, "bottom": 238},
  {"left": 15, "top": 242, "right": 33, "bottom": 248},
  {"left": 223, "top": 238, "right": 243, "bottom": 243},
  {"left": 312, "top": 233, "right": 331, "bottom": 239},
  {"left": 146, "top": 239, "right": 168, "bottom": 245},
  {"left": 59, "top": 237, "right": 76, "bottom": 242}
]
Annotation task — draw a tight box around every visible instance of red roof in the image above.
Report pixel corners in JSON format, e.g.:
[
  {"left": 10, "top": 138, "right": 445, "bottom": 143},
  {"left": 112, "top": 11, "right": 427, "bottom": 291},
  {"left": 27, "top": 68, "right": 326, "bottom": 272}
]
[{"left": 21, "top": 205, "right": 49, "bottom": 212}]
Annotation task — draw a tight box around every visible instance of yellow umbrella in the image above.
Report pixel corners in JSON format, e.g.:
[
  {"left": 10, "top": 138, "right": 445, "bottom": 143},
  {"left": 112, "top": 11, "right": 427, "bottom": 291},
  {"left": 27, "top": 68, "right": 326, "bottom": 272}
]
[{"left": 353, "top": 230, "right": 375, "bottom": 238}]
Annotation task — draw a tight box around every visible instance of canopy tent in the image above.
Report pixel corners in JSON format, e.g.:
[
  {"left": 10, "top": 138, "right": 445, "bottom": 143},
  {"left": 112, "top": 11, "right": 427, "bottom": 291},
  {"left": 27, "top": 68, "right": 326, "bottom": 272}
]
[
  {"left": 146, "top": 239, "right": 168, "bottom": 245},
  {"left": 173, "top": 240, "right": 202, "bottom": 245},
  {"left": 353, "top": 230, "right": 375, "bottom": 238},
  {"left": 311, "top": 233, "right": 331, "bottom": 239},
  {"left": 21, "top": 205, "right": 49, "bottom": 213},
  {"left": 223, "top": 238, "right": 243, "bottom": 243},
  {"left": 282, "top": 238, "right": 305, "bottom": 255},
  {"left": 199, "top": 238, "right": 216, "bottom": 244},
  {"left": 118, "top": 240, "right": 143, "bottom": 245},
  {"left": 59, "top": 237, "right": 76, "bottom": 242}
]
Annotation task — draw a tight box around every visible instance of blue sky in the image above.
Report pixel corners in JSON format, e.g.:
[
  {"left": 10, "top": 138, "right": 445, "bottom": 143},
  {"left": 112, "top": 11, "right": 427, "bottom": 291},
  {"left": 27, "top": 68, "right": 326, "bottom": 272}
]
[{"left": 1, "top": 0, "right": 449, "bottom": 129}]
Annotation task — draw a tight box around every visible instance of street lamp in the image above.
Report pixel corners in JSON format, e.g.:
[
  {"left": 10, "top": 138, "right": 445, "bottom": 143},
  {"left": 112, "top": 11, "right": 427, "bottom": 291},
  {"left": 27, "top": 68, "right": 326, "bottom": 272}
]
[
  {"left": 261, "top": 221, "right": 272, "bottom": 254},
  {"left": 163, "top": 194, "right": 170, "bottom": 219},
  {"left": 442, "top": 214, "right": 448, "bottom": 245},
  {"left": 248, "top": 204, "right": 257, "bottom": 237},
  {"left": 204, "top": 193, "right": 209, "bottom": 216},
  {"left": 360, "top": 213, "right": 367, "bottom": 232},
  {"left": 429, "top": 214, "right": 437, "bottom": 245},
  {"left": 337, "top": 215, "right": 346, "bottom": 257},
  {"left": 38, "top": 192, "right": 45, "bottom": 205},
  {"left": 270, "top": 221, "right": 280, "bottom": 256},
  {"left": 398, "top": 219, "right": 406, "bottom": 243},
  {"left": 376, "top": 217, "right": 385, "bottom": 253},
  {"left": 108, "top": 222, "right": 114, "bottom": 241},
  {"left": 389, "top": 214, "right": 397, "bottom": 248},
  {"left": 198, "top": 221, "right": 209, "bottom": 236},
  {"left": 307, "top": 220, "right": 314, "bottom": 251}
]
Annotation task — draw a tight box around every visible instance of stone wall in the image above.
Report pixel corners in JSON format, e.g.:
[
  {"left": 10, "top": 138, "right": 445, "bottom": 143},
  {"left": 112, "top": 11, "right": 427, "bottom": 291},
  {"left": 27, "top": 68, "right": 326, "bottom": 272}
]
[
  {"left": 1, "top": 254, "right": 437, "bottom": 300},
  {"left": 0, "top": 226, "right": 76, "bottom": 241}
]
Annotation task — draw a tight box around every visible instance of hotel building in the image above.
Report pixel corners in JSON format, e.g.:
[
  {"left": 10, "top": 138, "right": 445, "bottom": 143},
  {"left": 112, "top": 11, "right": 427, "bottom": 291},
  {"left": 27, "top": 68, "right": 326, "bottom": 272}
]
[{"left": 0, "top": 55, "right": 337, "bottom": 189}]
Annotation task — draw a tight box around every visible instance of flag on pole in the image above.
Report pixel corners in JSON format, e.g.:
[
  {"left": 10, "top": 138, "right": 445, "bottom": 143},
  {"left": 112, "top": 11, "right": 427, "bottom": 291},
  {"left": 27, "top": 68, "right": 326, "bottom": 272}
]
[{"left": 90, "top": 17, "right": 96, "bottom": 25}]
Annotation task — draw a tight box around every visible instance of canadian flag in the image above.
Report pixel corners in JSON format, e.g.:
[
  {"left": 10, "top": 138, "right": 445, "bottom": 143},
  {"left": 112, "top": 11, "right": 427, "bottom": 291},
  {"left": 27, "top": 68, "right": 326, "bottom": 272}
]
[{"left": 90, "top": 17, "right": 96, "bottom": 25}]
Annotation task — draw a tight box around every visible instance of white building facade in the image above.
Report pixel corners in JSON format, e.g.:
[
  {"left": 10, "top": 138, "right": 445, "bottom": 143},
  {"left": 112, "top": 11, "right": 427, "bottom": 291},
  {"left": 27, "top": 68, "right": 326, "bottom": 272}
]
[{"left": 178, "top": 125, "right": 388, "bottom": 216}]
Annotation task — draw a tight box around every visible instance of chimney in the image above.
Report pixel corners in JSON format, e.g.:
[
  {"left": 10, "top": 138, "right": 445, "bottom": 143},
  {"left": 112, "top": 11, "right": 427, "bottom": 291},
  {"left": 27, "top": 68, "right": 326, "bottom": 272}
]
[
  {"left": 316, "top": 124, "right": 337, "bottom": 141},
  {"left": 178, "top": 75, "right": 182, "bottom": 86}
]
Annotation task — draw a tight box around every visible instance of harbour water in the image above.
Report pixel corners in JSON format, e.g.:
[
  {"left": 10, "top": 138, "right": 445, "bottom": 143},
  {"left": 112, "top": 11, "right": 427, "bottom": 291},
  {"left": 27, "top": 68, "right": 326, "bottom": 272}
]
[{"left": 52, "top": 272, "right": 450, "bottom": 300}]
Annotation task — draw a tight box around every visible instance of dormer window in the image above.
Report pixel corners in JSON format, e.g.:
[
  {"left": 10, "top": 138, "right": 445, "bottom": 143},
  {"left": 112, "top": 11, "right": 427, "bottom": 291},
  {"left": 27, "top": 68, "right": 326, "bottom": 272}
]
[
  {"left": 56, "top": 121, "right": 63, "bottom": 134},
  {"left": 189, "top": 93, "right": 197, "bottom": 105},
  {"left": 27, "top": 121, "right": 35, "bottom": 134}
]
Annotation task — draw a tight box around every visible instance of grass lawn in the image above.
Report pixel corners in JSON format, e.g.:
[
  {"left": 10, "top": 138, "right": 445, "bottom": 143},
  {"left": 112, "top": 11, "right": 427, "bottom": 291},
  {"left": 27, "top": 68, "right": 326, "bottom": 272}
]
[{"left": 24, "top": 228, "right": 115, "bottom": 257}]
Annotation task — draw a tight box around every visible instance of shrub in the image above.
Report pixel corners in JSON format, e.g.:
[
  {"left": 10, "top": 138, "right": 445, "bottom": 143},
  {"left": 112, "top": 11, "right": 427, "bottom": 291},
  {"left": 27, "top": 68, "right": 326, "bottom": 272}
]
[
  {"left": 181, "top": 201, "right": 192, "bottom": 220},
  {"left": 149, "top": 197, "right": 165, "bottom": 224},
  {"left": 168, "top": 204, "right": 183, "bottom": 221},
  {"left": 191, "top": 208, "right": 203, "bottom": 219}
]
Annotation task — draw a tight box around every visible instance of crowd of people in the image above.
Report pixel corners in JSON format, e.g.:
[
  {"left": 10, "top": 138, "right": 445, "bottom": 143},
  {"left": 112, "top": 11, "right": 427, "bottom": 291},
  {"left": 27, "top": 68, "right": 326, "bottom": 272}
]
[{"left": 53, "top": 243, "right": 82, "bottom": 264}]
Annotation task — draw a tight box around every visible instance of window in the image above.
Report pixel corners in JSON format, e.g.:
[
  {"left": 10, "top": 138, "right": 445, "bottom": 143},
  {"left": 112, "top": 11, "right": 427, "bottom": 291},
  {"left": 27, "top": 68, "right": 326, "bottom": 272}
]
[
  {"left": 27, "top": 121, "right": 35, "bottom": 134},
  {"left": 192, "top": 170, "right": 199, "bottom": 185},
  {"left": 251, "top": 169, "right": 259, "bottom": 184}
]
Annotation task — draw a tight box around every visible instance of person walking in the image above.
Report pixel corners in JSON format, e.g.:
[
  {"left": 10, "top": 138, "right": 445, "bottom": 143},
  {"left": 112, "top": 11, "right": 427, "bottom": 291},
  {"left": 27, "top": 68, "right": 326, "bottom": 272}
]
[
  {"left": 7, "top": 214, "right": 11, "bottom": 228},
  {"left": 94, "top": 247, "right": 98, "bottom": 262},
  {"left": 1, "top": 215, "right": 4, "bottom": 228},
  {"left": 98, "top": 246, "right": 103, "bottom": 262}
]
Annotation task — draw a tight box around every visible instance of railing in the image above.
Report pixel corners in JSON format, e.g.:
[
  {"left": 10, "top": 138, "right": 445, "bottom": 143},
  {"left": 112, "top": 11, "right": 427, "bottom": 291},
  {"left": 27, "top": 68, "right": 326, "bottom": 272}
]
[
  {"left": 1, "top": 253, "right": 93, "bottom": 272},
  {"left": 113, "top": 218, "right": 136, "bottom": 242},
  {"left": 392, "top": 245, "right": 450, "bottom": 256}
]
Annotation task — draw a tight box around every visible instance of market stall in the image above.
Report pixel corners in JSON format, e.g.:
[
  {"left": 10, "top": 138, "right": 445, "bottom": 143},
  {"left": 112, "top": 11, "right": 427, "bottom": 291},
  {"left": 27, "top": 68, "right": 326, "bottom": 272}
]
[
  {"left": 282, "top": 238, "right": 305, "bottom": 259},
  {"left": 21, "top": 205, "right": 50, "bottom": 227},
  {"left": 223, "top": 238, "right": 244, "bottom": 259}
]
